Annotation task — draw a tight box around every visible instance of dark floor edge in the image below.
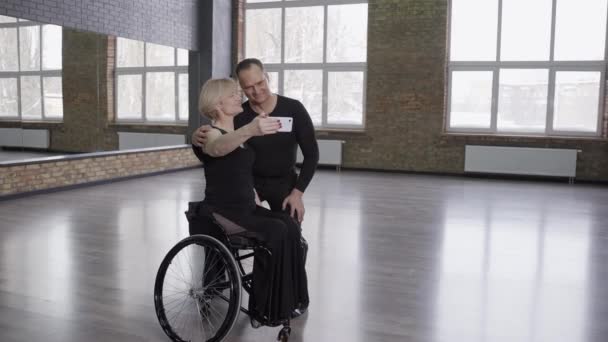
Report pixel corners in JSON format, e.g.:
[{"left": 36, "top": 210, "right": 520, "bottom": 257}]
[{"left": 0, "top": 165, "right": 202, "bottom": 201}]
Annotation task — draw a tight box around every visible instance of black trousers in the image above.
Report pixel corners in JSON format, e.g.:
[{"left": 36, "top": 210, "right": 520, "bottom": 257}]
[
  {"left": 254, "top": 170, "right": 309, "bottom": 309},
  {"left": 254, "top": 171, "right": 297, "bottom": 215},
  {"left": 209, "top": 205, "right": 309, "bottom": 323}
]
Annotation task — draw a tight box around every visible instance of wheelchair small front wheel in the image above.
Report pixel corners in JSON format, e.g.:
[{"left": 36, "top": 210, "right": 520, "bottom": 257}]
[{"left": 154, "top": 235, "right": 242, "bottom": 342}]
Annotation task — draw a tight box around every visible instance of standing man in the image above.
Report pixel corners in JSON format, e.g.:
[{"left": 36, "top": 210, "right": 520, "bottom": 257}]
[{"left": 192, "top": 58, "right": 319, "bottom": 223}]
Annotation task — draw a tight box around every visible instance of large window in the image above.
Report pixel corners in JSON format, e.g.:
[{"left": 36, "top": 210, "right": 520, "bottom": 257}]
[
  {"left": 115, "top": 38, "right": 189, "bottom": 123},
  {"left": 448, "top": 0, "right": 607, "bottom": 136},
  {"left": 0, "top": 15, "right": 63, "bottom": 121},
  {"left": 244, "top": 0, "right": 368, "bottom": 129}
]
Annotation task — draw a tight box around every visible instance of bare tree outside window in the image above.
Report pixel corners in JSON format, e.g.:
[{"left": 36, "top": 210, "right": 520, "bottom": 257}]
[
  {"left": 0, "top": 16, "right": 63, "bottom": 120},
  {"left": 115, "top": 37, "right": 189, "bottom": 123},
  {"left": 244, "top": 0, "right": 368, "bottom": 129},
  {"left": 448, "top": 0, "right": 607, "bottom": 137}
]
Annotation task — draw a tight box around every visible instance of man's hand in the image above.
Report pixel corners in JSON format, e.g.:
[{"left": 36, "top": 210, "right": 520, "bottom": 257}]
[
  {"left": 282, "top": 189, "right": 305, "bottom": 223},
  {"left": 246, "top": 113, "right": 281, "bottom": 136},
  {"left": 192, "top": 125, "right": 213, "bottom": 147}
]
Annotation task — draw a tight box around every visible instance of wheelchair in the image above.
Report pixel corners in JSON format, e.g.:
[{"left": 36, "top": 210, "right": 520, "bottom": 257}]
[{"left": 154, "top": 202, "right": 308, "bottom": 342}]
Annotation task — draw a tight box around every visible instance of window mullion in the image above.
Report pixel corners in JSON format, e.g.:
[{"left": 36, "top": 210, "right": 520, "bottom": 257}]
[
  {"left": 174, "top": 48, "right": 178, "bottom": 122},
  {"left": 281, "top": 7, "right": 285, "bottom": 65},
  {"left": 491, "top": 0, "right": 503, "bottom": 133},
  {"left": 322, "top": 69, "right": 328, "bottom": 128},
  {"left": 491, "top": 68, "right": 499, "bottom": 133},
  {"left": 603, "top": 3, "right": 608, "bottom": 137},
  {"left": 322, "top": 5, "right": 329, "bottom": 128},
  {"left": 598, "top": 69, "right": 606, "bottom": 136},
  {"left": 496, "top": 0, "right": 503, "bottom": 62},
  {"left": 40, "top": 25, "right": 45, "bottom": 120},
  {"left": 550, "top": 0, "right": 557, "bottom": 62},
  {"left": 143, "top": 43, "right": 147, "bottom": 122},
  {"left": 16, "top": 24, "right": 22, "bottom": 120},
  {"left": 546, "top": 68, "right": 556, "bottom": 135}
]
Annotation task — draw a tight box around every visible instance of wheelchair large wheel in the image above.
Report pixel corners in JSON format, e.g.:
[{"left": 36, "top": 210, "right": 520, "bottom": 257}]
[{"left": 154, "top": 235, "right": 241, "bottom": 342}]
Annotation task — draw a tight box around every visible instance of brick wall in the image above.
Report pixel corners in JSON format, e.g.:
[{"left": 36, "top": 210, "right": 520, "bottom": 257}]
[
  {"left": 0, "top": 0, "right": 197, "bottom": 50},
  {"left": 51, "top": 29, "right": 111, "bottom": 152},
  {"left": 241, "top": 0, "right": 608, "bottom": 181},
  {"left": 344, "top": 0, "right": 608, "bottom": 181},
  {"left": 0, "top": 147, "right": 201, "bottom": 197}
]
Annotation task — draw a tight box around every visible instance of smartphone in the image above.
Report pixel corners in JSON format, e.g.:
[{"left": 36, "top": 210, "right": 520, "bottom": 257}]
[{"left": 275, "top": 116, "right": 293, "bottom": 132}]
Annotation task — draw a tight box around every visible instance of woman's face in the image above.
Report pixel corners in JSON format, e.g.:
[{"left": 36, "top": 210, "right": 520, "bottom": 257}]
[{"left": 219, "top": 87, "right": 243, "bottom": 116}]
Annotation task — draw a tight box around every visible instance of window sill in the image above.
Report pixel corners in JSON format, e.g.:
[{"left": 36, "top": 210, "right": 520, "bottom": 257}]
[
  {"left": 316, "top": 128, "right": 366, "bottom": 134},
  {"left": 110, "top": 122, "right": 188, "bottom": 130},
  {"left": 0, "top": 120, "right": 63, "bottom": 128}
]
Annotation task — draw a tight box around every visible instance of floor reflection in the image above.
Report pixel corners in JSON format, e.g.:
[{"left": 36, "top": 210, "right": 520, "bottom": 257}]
[
  {"left": 0, "top": 170, "right": 606, "bottom": 342},
  {"left": 437, "top": 186, "right": 590, "bottom": 342},
  {"left": 1, "top": 212, "right": 74, "bottom": 318}
]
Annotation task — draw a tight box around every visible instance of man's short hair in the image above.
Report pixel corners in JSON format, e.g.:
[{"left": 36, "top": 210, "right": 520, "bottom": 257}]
[{"left": 235, "top": 58, "right": 265, "bottom": 77}]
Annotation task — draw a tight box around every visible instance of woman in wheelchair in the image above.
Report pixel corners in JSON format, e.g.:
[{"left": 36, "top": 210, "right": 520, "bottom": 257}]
[{"left": 154, "top": 78, "right": 308, "bottom": 342}]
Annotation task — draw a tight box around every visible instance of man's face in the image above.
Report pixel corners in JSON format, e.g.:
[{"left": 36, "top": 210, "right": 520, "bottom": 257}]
[{"left": 238, "top": 65, "right": 271, "bottom": 106}]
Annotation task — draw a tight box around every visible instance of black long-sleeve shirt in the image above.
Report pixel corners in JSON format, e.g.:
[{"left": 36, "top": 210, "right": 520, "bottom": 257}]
[{"left": 235, "top": 95, "right": 319, "bottom": 193}]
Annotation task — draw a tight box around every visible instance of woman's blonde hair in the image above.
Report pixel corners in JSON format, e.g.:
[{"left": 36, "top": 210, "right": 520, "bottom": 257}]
[{"left": 198, "top": 78, "right": 238, "bottom": 120}]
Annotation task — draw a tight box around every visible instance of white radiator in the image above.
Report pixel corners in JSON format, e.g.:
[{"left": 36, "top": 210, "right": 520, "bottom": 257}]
[
  {"left": 0, "top": 128, "right": 49, "bottom": 148},
  {"left": 118, "top": 132, "right": 185, "bottom": 150},
  {"left": 465, "top": 145, "right": 577, "bottom": 178},
  {"left": 297, "top": 139, "right": 344, "bottom": 170}
]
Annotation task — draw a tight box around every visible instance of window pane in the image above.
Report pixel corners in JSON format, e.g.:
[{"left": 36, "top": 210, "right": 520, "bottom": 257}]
[
  {"left": 449, "top": 71, "right": 493, "bottom": 128},
  {"left": 20, "top": 76, "right": 41, "bottom": 119},
  {"left": 555, "top": 0, "right": 608, "bottom": 61},
  {"left": 0, "top": 15, "right": 16, "bottom": 23},
  {"left": 498, "top": 69, "right": 548, "bottom": 132},
  {"left": 117, "top": 75, "right": 142, "bottom": 119},
  {"left": 116, "top": 38, "right": 144, "bottom": 67},
  {"left": 284, "top": 70, "right": 322, "bottom": 125},
  {"left": 450, "top": 0, "right": 498, "bottom": 61},
  {"left": 42, "top": 25, "right": 62, "bottom": 70},
  {"left": 0, "top": 78, "right": 18, "bottom": 117},
  {"left": 19, "top": 26, "right": 40, "bottom": 71},
  {"left": 178, "top": 73, "right": 189, "bottom": 121},
  {"left": 146, "top": 43, "right": 174, "bottom": 66},
  {"left": 177, "top": 48, "right": 188, "bottom": 66},
  {"left": 328, "top": 72, "right": 364, "bottom": 125},
  {"left": 0, "top": 28, "right": 18, "bottom": 71},
  {"left": 146, "top": 72, "right": 175, "bottom": 121},
  {"left": 245, "top": 9, "right": 282, "bottom": 63},
  {"left": 501, "top": 0, "right": 552, "bottom": 61},
  {"left": 285, "top": 6, "right": 324, "bottom": 63},
  {"left": 43, "top": 77, "right": 63, "bottom": 118},
  {"left": 553, "top": 71, "right": 600, "bottom": 132},
  {"left": 327, "top": 4, "right": 368, "bottom": 63},
  {"left": 267, "top": 71, "right": 279, "bottom": 94}
]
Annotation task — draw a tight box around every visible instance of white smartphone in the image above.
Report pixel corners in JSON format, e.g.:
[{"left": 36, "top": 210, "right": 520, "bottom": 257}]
[{"left": 275, "top": 116, "right": 293, "bottom": 132}]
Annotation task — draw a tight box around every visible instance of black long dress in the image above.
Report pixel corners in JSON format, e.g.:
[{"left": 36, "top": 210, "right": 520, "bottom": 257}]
[{"left": 195, "top": 126, "right": 309, "bottom": 323}]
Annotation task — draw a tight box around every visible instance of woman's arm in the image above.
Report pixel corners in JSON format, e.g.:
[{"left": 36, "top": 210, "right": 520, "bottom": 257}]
[
  {"left": 202, "top": 116, "right": 281, "bottom": 157},
  {"left": 202, "top": 126, "right": 253, "bottom": 157}
]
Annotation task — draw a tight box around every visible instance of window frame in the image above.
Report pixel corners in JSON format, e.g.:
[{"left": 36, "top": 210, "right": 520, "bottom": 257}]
[
  {"left": 244, "top": 0, "right": 368, "bottom": 130},
  {"left": 0, "top": 18, "right": 63, "bottom": 122},
  {"left": 446, "top": 0, "right": 608, "bottom": 137},
  {"left": 114, "top": 40, "right": 188, "bottom": 124}
]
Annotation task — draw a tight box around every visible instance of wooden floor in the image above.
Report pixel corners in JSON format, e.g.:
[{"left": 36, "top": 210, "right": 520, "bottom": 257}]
[{"left": 0, "top": 168, "right": 607, "bottom": 342}]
